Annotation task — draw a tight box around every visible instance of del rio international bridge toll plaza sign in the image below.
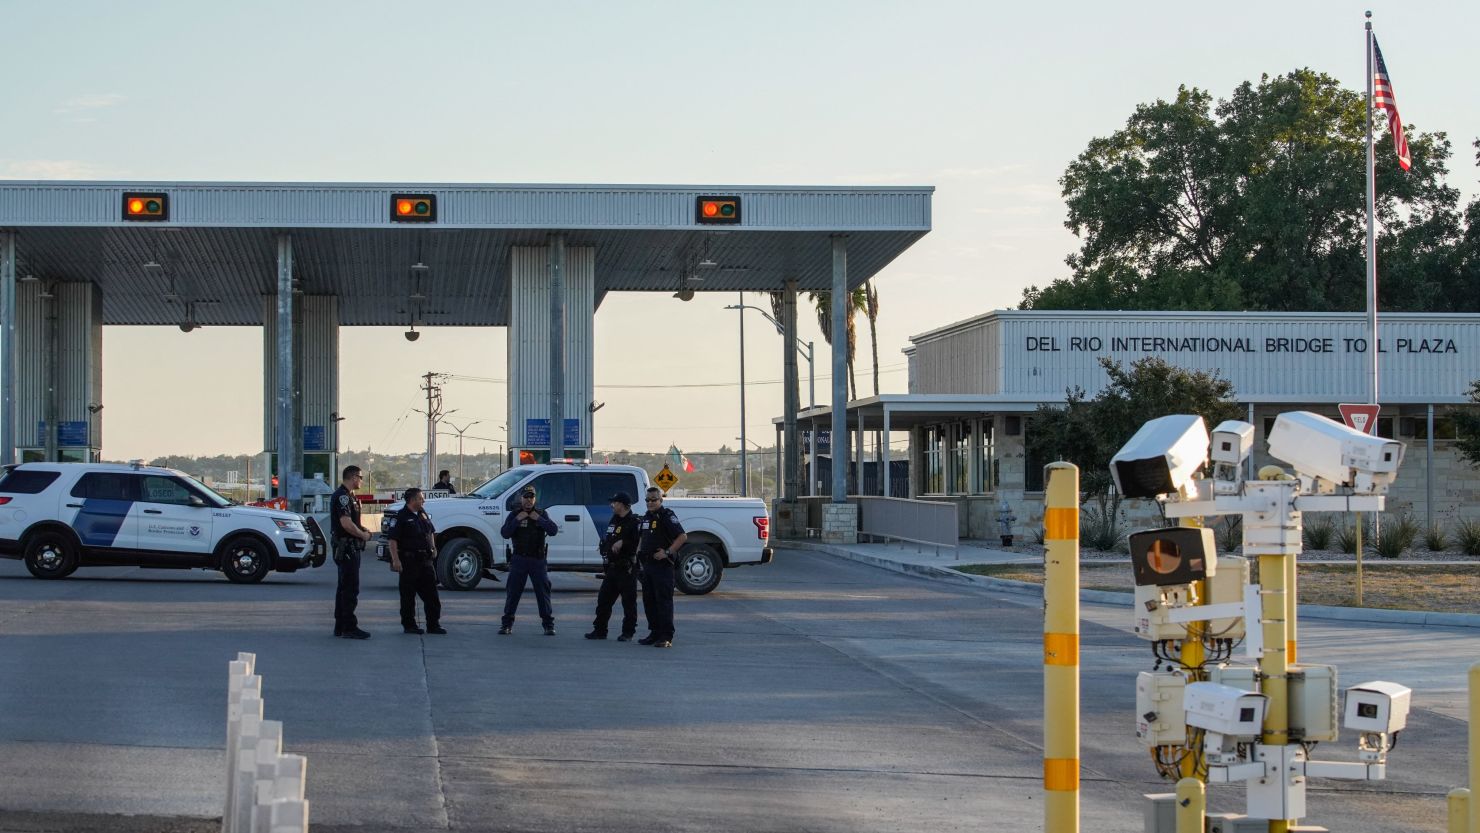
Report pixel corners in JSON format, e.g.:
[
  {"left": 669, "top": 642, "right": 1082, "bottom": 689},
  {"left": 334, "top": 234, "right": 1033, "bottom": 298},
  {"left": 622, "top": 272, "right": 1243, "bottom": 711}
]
[{"left": 908, "top": 310, "right": 1480, "bottom": 405}]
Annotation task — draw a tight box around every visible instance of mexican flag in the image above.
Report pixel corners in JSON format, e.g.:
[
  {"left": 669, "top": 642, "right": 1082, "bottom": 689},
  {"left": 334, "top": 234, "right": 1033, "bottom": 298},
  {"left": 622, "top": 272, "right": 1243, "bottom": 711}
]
[{"left": 667, "top": 444, "right": 696, "bottom": 473}]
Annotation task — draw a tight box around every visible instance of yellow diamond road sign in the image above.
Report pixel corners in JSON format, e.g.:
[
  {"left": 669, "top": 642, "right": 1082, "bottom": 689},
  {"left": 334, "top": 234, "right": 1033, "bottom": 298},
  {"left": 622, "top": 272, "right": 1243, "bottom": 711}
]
[{"left": 654, "top": 464, "right": 679, "bottom": 493}]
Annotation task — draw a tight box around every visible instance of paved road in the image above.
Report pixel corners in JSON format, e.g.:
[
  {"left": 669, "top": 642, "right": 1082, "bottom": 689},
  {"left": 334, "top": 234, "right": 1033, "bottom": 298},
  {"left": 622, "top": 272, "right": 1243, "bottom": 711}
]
[{"left": 0, "top": 549, "right": 1469, "bottom": 832}]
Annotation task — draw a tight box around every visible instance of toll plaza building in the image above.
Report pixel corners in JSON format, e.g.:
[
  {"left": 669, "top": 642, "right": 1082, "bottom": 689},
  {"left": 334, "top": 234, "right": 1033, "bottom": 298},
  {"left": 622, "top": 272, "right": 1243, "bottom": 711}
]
[
  {"left": 785, "top": 310, "right": 1480, "bottom": 541},
  {"left": 0, "top": 181, "right": 931, "bottom": 528}
]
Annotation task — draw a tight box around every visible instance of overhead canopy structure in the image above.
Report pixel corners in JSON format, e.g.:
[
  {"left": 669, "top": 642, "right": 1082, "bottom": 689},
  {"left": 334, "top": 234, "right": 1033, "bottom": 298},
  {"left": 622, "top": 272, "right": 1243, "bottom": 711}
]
[{"left": 1, "top": 181, "right": 933, "bottom": 326}]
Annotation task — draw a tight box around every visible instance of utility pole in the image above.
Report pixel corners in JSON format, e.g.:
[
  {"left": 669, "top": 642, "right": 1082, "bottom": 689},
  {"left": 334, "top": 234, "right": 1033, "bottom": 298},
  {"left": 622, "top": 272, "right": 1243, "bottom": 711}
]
[{"left": 416, "top": 372, "right": 452, "bottom": 488}]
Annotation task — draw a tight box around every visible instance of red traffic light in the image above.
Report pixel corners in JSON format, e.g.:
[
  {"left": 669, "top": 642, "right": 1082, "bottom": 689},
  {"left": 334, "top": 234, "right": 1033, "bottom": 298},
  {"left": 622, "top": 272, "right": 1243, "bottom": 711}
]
[
  {"left": 122, "top": 192, "right": 168, "bottom": 221},
  {"left": 696, "top": 196, "right": 740, "bottom": 225},
  {"left": 390, "top": 194, "right": 436, "bottom": 222}
]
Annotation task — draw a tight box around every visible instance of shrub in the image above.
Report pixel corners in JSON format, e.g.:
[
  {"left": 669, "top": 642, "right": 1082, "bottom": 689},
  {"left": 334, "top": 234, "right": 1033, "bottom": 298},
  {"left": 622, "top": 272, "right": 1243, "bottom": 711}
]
[
  {"left": 1304, "top": 518, "right": 1335, "bottom": 551},
  {"left": 1335, "top": 521, "right": 1361, "bottom": 554},
  {"left": 1374, "top": 513, "right": 1419, "bottom": 558},
  {"left": 1455, "top": 519, "right": 1480, "bottom": 556},
  {"left": 1079, "top": 500, "right": 1126, "bottom": 552},
  {"left": 1424, "top": 523, "right": 1448, "bottom": 553}
]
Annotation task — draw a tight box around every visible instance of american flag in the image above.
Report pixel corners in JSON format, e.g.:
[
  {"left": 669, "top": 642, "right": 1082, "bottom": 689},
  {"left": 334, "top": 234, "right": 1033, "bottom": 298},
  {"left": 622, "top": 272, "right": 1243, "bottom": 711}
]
[{"left": 1372, "top": 37, "right": 1411, "bottom": 171}]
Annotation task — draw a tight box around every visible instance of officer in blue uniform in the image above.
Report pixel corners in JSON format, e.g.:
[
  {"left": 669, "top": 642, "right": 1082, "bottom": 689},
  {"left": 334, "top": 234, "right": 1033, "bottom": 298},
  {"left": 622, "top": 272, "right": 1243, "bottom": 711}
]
[
  {"left": 636, "top": 486, "right": 686, "bottom": 648},
  {"left": 585, "top": 492, "right": 642, "bottom": 641},
  {"left": 387, "top": 487, "right": 444, "bottom": 635},
  {"left": 498, "top": 487, "right": 559, "bottom": 635},
  {"left": 331, "top": 465, "right": 373, "bottom": 639}
]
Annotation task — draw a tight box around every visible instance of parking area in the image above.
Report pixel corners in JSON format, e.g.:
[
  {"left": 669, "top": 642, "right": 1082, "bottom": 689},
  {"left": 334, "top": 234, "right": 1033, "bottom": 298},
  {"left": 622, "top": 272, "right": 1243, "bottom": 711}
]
[{"left": 0, "top": 549, "right": 1469, "bottom": 832}]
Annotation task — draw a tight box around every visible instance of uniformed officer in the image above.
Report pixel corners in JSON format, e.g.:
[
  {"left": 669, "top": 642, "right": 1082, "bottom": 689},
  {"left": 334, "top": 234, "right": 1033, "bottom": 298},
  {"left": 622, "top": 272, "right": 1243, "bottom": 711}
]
[
  {"left": 432, "top": 470, "right": 457, "bottom": 494},
  {"left": 387, "top": 487, "right": 445, "bottom": 635},
  {"left": 331, "top": 465, "right": 374, "bottom": 639},
  {"left": 585, "top": 492, "right": 642, "bottom": 641},
  {"left": 498, "top": 487, "right": 558, "bottom": 635},
  {"left": 636, "top": 486, "right": 686, "bottom": 648}
]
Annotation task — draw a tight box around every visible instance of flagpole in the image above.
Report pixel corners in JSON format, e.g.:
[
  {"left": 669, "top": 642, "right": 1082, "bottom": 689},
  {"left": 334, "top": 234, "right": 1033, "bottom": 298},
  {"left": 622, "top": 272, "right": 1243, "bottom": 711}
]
[{"left": 1365, "top": 10, "right": 1378, "bottom": 406}]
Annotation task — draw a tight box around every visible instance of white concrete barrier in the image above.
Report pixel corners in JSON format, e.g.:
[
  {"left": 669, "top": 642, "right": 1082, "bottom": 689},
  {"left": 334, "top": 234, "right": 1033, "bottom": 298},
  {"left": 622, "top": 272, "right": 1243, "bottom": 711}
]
[{"left": 224, "top": 653, "right": 308, "bottom": 833}]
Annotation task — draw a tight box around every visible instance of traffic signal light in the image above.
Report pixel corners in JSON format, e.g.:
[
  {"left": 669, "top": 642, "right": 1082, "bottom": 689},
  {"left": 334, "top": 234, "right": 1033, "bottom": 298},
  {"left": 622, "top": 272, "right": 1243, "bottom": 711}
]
[
  {"left": 122, "top": 193, "right": 168, "bottom": 221},
  {"left": 391, "top": 194, "right": 437, "bottom": 222},
  {"left": 696, "top": 196, "right": 741, "bottom": 225}
]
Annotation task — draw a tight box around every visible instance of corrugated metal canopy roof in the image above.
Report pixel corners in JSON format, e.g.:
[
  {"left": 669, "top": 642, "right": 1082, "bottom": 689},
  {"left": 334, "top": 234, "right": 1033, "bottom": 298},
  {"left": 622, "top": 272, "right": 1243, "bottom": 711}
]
[{"left": 0, "top": 181, "right": 932, "bottom": 326}]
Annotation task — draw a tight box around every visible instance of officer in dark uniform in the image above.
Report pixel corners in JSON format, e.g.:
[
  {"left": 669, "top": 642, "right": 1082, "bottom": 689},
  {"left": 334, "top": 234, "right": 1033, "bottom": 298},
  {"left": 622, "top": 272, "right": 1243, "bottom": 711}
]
[
  {"left": 387, "top": 487, "right": 445, "bottom": 635},
  {"left": 636, "top": 486, "right": 686, "bottom": 648},
  {"left": 585, "top": 492, "right": 642, "bottom": 641},
  {"left": 498, "top": 487, "right": 559, "bottom": 635},
  {"left": 432, "top": 470, "right": 457, "bottom": 494},
  {"left": 331, "top": 465, "right": 374, "bottom": 639}
]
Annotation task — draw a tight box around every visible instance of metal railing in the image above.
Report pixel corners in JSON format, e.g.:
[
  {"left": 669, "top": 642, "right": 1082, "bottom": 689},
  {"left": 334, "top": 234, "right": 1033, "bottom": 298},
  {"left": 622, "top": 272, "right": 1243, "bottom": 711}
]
[{"left": 793, "top": 495, "right": 959, "bottom": 550}]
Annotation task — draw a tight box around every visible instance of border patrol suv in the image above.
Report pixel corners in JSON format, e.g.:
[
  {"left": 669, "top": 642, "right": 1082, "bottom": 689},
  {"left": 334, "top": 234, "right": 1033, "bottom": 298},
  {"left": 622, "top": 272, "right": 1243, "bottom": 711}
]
[{"left": 0, "top": 463, "right": 327, "bottom": 583}]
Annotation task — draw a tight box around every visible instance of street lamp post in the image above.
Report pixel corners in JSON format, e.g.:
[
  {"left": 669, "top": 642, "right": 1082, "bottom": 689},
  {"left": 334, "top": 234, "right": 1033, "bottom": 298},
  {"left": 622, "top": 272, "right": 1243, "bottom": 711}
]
[
  {"left": 737, "top": 292, "right": 748, "bottom": 496},
  {"left": 439, "top": 419, "right": 481, "bottom": 491},
  {"left": 723, "top": 302, "right": 814, "bottom": 408}
]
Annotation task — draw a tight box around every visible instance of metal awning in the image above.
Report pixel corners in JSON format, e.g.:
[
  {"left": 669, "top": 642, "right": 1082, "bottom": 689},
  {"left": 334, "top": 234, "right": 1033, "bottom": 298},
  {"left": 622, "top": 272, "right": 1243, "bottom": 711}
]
[
  {"left": 0, "top": 181, "right": 932, "bottom": 326},
  {"left": 775, "top": 394, "right": 1043, "bottom": 431}
]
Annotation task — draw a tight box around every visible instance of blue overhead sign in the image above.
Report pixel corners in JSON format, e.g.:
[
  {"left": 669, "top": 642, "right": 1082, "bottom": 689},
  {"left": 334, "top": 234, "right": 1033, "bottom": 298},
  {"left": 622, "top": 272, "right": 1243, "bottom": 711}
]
[
  {"left": 303, "top": 425, "right": 326, "bottom": 451},
  {"left": 524, "top": 419, "right": 581, "bottom": 448}
]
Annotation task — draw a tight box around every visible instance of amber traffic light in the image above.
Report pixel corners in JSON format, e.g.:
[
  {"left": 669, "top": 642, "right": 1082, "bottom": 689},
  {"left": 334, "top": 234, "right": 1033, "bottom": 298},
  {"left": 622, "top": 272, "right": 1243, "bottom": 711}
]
[
  {"left": 122, "top": 192, "right": 168, "bottom": 221},
  {"left": 696, "top": 196, "right": 740, "bottom": 225},
  {"left": 390, "top": 194, "right": 437, "bottom": 222}
]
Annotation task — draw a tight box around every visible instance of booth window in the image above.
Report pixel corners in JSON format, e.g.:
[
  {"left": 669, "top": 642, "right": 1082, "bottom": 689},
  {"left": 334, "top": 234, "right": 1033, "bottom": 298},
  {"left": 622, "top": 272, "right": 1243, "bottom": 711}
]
[
  {"left": 950, "top": 422, "right": 971, "bottom": 495},
  {"left": 973, "top": 420, "right": 997, "bottom": 494},
  {"left": 923, "top": 426, "right": 945, "bottom": 494}
]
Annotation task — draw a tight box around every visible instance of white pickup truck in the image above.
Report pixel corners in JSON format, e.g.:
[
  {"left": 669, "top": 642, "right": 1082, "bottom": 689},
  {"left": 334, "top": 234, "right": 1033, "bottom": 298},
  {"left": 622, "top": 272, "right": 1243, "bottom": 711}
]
[{"left": 377, "top": 463, "right": 773, "bottom": 595}]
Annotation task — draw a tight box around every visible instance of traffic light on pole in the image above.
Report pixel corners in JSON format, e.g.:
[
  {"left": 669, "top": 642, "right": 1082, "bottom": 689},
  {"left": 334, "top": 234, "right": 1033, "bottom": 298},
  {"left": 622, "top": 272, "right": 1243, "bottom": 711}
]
[
  {"left": 696, "top": 196, "right": 741, "bottom": 225},
  {"left": 390, "top": 194, "right": 437, "bottom": 223},
  {"left": 122, "top": 193, "right": 168, "bottom": 221}
]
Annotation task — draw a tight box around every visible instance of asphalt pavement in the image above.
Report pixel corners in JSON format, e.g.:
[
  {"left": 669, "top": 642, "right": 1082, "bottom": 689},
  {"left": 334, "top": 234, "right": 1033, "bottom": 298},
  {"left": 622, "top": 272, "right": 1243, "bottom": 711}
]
[{"left": 0, "top": 548, "right": 1470, "bottom": 832}]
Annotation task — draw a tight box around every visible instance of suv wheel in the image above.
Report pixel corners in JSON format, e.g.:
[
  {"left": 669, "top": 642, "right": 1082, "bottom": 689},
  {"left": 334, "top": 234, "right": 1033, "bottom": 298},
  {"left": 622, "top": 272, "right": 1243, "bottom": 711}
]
[
  {"left": 436, "top": 537, "right": 484, "bottom": 591},
  {"left": 24, "top": 531, "right": 78, "bottom": 580},
  {"left": 675, "top": 544, "right": 723, "bottom": 595},
  {"left": 221, "top": 538, "right": 272, "bottom": 584}
]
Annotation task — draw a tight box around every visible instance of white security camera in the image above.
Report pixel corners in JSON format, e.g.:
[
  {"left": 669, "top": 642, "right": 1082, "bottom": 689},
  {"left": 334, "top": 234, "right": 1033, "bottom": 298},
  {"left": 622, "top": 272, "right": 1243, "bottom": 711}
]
[
  {"left": 1110, "top": 414, "right": 1209, "bottom": 499},
  {"left": 1184, "top": 681, "right": 1267, "bottom": 739},
  {"left": 1267, "top": 411, "right": 1405, "bottom": 494},
  {"left": 1209, "top": 420, "right": 1254, "bottom": 493},
  {"left": 1344, "top": 681, "right": 1411, "bottom": 735}
]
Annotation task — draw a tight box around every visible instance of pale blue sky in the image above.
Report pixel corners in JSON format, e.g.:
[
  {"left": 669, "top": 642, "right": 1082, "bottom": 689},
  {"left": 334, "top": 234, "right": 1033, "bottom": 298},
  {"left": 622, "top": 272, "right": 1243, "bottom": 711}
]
[{"left": 4, "top": 0, "right": 1476, "bottom": 460}]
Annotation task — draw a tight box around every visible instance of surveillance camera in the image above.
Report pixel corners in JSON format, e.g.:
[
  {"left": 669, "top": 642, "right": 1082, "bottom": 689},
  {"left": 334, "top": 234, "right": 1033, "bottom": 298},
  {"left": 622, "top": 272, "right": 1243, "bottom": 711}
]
[
  {"left": 404, "top": 329, "right": 420, "bottom": 342},
  {"left": 1110, "top": 414, "right": 1209, "bottom": 499},
  {"left": 1344, "top": 681, "right": 1411, "bottom": 735},
  {"left": 178, "top": 322, "right": 196, "bottom": 333},
  {"left": 1210, "top": 420, "right": 1254, "bottom": 467},
  {"left": 1267, "top": 411, "right": 1405, "bottom": 494},
  {"left": 1184, "top": 681, "right": 1266, "bottom": 740},
  {"left": 673, "top": 289, "right": 695, "bottom": 302}
]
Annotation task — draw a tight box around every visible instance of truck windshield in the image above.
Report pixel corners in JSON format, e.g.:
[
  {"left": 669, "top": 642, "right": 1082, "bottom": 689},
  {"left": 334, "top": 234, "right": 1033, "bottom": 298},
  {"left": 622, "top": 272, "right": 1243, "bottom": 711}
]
[{"left": 470, "top": 469, "right": 531, "bottom": 499}]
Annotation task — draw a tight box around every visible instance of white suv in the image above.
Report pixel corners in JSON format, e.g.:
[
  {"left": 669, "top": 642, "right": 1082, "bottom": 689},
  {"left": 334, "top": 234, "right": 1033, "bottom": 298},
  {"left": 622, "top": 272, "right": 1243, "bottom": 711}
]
[{"left": 0, "top": 462, "right": 327, "bottom": 583}]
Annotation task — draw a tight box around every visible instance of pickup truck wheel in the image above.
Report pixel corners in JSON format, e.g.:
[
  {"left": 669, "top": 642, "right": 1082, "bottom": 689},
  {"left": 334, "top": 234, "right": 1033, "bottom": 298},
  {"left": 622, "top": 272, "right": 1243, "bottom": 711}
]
[
  {"left": 675, "top": 544, "right": 723, "bottom": 595},
  {"left": 24, "top": 531, "right": 78, "bottom": 580},
  {"left": 222, "top": 538, "right": 272, "bottom": 584},
  {"left": 437, "top": 537, "right": 484, "bottom": 591}
]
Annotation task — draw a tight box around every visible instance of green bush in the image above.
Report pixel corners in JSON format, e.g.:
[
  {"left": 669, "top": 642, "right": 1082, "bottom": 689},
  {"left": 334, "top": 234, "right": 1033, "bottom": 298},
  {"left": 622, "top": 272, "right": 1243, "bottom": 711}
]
[
  {"left": 1424, "top": 523, "right": 1448, "bottom": 553},
  {"left": 1455, "top": 519, "right": 1480, "bottom": 556},
  {"left": 1079, "top": 501, "right": 1126, "bottom": 552},
  {"left": 1374, "top": 514, "right": 1419, "bottom": 558},
  {"left": 1335, "top": 521, "right": 1361, "bottom": 554},
  {"left": 1303, "top": 518, "right": 1335, "bottom": 551}
]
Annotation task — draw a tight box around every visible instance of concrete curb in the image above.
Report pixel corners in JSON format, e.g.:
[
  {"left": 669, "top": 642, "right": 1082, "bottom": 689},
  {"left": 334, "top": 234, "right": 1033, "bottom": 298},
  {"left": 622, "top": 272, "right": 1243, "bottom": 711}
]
[{"left": 785, "top": 540, "right": 1480, "bottom": 630}]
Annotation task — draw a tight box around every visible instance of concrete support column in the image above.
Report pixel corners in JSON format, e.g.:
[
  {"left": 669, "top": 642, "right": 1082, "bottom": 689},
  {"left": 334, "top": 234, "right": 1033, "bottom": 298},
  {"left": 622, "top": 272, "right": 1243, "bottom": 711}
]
[
  {"left": 264, "top": 294, "right": 339, "bottom": 491},
  {"left": 882, "top": 406, "right": 892, "bottom": 497},
  {"left": 0, "top": 233, "right": 14, "bottom": 465},
  {"left": 829, "top": 237, "right": 848, "bottom": 504},
  {"left": 782, "top": 280, "right": 800, "bottom": 502},
  {"left": 274, "top": 236, "right": 296, "bottom": 502},
  {"left": 1427, "top": 404, "right": 1436, "bottom": 531},
  {"left": 854, "top": 410, "right": 865, "bottom": 495},
  {"left": 808, "top": 422, "right": 818, "bottom": 496},
  {"left": 549, "top": 234, "right": 566, "bottom": 460}
]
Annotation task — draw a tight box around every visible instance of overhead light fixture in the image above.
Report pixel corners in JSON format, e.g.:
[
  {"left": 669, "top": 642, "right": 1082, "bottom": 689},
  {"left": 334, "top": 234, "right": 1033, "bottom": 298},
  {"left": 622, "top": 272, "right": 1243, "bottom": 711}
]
[
  {"left": 19, "top": 273, "right": 38, "bottom": 283},
  {"left": 409, "top": 291, "right": 427, "bottom": 302},
  {"left": 698, "top": 258, "right": 719, "bottom": 269},
  {"left": 410, "top": 261, "right": 430, "bottom": 272},
  {"left": 143, "top": 260, "right": 164, "bottom": 272},
  {"left": 404, "top": 325, "right": 420, "bottom": 342},
  {"left": 38, "top": 284, "right": 55, "bottom": 300}
]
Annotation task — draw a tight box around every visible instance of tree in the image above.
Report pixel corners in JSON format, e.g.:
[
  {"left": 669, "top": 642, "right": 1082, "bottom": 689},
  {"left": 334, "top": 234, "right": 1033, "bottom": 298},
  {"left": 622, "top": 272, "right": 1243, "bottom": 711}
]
[
  {"left": 863, "top": 280, "right": 881, "bottom": 396},
  {"left": 1028, "top": 356, "right": 1243, "bottom": 502},
  {"left": 808, "top": 288, "right": 869, "bottom": 399},
  {"left": 1454, "top": 380, "right": 1480, "bottom": 470},
  {"left": 1022, "top": 70, "right": 1463, "bottom": 312}
]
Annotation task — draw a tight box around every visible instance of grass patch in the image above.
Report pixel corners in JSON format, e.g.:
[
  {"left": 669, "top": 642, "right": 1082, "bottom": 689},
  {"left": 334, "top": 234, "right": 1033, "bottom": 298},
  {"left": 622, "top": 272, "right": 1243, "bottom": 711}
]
[{"left": 958, "top": 562, "right": 1480, "bottom": 614}]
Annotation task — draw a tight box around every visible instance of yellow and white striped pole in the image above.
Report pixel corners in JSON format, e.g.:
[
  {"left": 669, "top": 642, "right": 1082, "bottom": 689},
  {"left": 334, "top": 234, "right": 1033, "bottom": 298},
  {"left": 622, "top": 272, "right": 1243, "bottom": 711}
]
[
  {"left": 1470, "top": 664, "right": 1480, "bottom": 833},
  {"left": 1043, "top": 462, "right": 1080, "bottom": 833},
  {"left": 1449, "top": 788, "right": 1469, "bottom": 833},
  {"left": 1176, "top": 777, "right": 1205, "bottom": 833}
]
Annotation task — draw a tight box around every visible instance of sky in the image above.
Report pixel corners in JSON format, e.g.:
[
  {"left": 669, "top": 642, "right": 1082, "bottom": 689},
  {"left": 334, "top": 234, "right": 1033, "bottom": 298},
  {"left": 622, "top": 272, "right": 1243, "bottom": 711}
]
[{"left": 4, "top": 0, "right": 1477, "bottom": 460}]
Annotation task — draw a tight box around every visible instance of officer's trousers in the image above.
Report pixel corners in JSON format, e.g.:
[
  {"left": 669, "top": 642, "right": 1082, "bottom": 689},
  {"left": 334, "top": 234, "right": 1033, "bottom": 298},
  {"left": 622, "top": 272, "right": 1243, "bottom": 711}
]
[
  {"left": 333, "top": 546, "right": 361, "bottom": 633},
  {"left": 502, "top": 554, "right": 554, "bottom": 627},
  {"left": 591, "top": 564, "right": 638, "bottom": 636},
  {"left": 399, "top": 556, "right": 441, "bottom": 628},
  {"left": 640, "top": 559, "right": 676, "bottom": 640}
]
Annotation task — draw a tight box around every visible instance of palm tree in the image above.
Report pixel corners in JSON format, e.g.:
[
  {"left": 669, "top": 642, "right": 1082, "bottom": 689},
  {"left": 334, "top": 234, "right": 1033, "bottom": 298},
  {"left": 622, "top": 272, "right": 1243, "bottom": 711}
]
[
  {"left": 807, "top": 288, "right": 868, "bottom": 400},
  {"left": 863, "top": 280, "right": 880, "bottom": 396}
]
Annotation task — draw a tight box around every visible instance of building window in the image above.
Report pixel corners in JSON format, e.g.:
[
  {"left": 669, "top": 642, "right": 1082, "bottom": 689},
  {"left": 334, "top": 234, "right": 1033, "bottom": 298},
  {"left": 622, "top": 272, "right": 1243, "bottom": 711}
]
[
  {"left": 973, "top": 420, "right": 997, "bottom": 495},
  {"left": 923, "top": 426, "right": 945, "bottom": 494},
  {"left": 1402, "top": 416, "right": 1458, "bottom": 440},
  {"left": 950, "top": 422, "right": 970, "bottom": 495}
]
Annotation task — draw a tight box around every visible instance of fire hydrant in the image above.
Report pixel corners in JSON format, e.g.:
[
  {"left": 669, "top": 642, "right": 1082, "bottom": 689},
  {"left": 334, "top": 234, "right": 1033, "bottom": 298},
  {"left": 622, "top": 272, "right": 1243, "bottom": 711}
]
[{"left": 997, "top": 500, "right": 1017, "bottom": 547}]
